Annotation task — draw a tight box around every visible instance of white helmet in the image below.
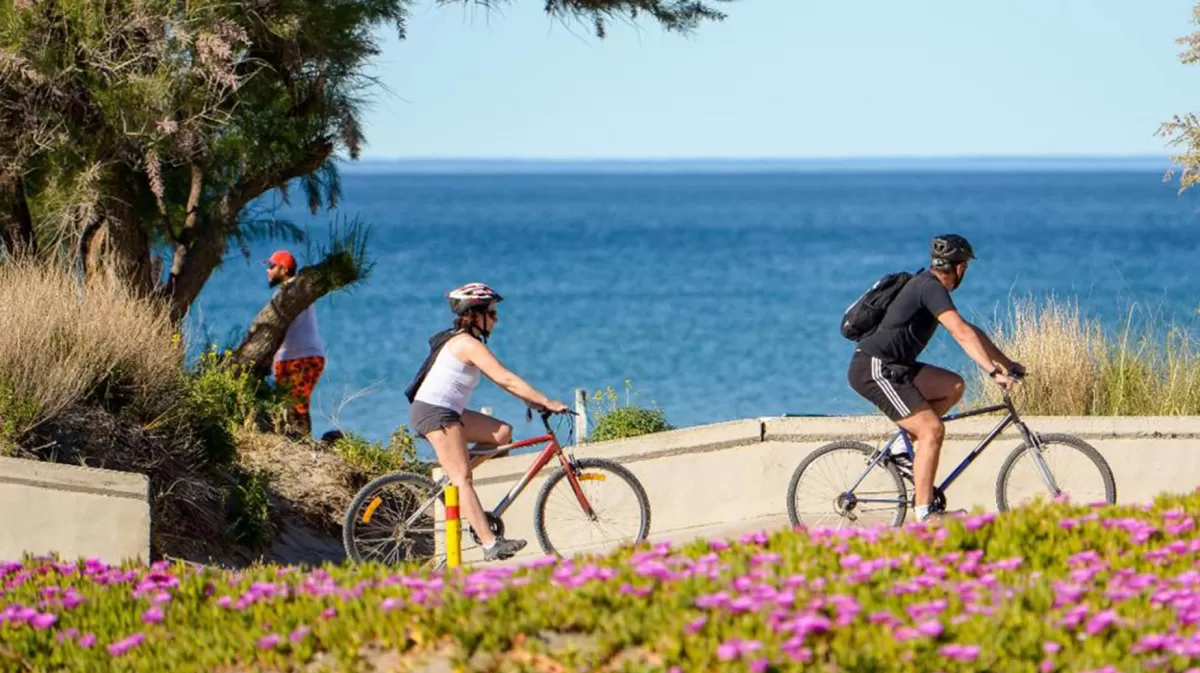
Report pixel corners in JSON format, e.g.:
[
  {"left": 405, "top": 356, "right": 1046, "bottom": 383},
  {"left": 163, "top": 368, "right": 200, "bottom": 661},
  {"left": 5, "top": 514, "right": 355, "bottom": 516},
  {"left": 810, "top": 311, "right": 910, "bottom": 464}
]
[{"left": 447, "top": 282, "right": 503, "bottom": 315}]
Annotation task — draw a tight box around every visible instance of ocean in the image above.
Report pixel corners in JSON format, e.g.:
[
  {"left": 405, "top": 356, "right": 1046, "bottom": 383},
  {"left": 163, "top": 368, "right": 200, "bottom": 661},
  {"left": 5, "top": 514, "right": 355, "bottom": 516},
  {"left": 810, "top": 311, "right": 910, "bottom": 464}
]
[{"left": 189, "top": 166, "right": 1200, "bottom": 453}]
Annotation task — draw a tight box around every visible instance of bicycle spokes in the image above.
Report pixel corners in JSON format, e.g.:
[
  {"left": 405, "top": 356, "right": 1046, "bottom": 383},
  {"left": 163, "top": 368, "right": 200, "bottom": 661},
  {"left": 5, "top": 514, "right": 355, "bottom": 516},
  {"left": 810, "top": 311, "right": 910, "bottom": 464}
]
[
  {"left": 535, "top": 458, "right": 650, "bottom": 558},
  {"left": 788, "top": 442, "right": 908, "bottom": 529},
  {"left": 350, "top": 479, "right": 440, "bottom": 566}
]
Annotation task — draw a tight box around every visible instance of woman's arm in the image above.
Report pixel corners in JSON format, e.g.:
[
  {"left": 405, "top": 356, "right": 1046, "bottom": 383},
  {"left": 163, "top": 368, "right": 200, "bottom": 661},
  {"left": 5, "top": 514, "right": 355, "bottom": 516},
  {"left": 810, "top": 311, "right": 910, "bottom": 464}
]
[{"left": 459, "top": 338, "right": 561, "bottom": 409}]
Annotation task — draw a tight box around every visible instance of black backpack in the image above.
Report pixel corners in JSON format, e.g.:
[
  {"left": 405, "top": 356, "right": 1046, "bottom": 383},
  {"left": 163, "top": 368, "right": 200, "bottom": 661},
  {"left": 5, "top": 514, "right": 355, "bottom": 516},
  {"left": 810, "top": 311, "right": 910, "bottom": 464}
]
[
  {"left": 840, "top": 269, "right": 919, "bottom": 342},
  {"left": 404, "top": 328, "right": 465, "bottom": 403}
]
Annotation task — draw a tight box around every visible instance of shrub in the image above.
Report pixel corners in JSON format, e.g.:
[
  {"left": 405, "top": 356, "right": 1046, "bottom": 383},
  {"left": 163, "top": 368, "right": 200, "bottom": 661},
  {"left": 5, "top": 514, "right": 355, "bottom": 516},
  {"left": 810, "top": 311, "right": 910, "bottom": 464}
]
[
  {"left": 0, "top": 490, "right": 1199, "bottom": 670},
  {"left": 0, "top": 262, "right": 183, "bottom": 436},
  {"left": 225, "top": 466, "right": 275, "bottom": 550},
  {"left": 967, "top": 294, "right": 1200, "bottom": 415},
  {"left": 587, "top": 380, "right": 673, "bottom": 442},
  {"left": 329, "top": 424, "right": 434, "bottom": 479}
]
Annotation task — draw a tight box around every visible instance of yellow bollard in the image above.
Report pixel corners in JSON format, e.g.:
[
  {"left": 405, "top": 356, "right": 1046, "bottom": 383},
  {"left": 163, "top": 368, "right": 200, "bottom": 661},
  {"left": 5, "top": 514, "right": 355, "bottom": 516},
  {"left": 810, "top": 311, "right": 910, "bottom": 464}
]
[{"left": 445, "top": 485, "right": 461, "bottom": 569}]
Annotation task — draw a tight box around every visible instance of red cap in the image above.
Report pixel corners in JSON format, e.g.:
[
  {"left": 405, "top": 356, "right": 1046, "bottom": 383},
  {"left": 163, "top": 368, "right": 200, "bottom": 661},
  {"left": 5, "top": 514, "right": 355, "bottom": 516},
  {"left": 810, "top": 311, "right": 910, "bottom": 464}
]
[{"left": 265, "top": 250, "right": 296, "bottom": 271}]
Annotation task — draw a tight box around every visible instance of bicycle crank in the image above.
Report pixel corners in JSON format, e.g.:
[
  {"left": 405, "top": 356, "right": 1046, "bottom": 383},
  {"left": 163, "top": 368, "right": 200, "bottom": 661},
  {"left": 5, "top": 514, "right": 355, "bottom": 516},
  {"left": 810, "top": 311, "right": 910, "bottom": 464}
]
[{"left": 468, "top": 512, "right": 505, "bottom": 546}]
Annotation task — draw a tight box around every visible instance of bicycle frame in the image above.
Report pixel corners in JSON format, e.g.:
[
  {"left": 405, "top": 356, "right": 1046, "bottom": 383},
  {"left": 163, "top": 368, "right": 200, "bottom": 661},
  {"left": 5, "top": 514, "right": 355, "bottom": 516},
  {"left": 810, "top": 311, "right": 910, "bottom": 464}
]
[
  {"left": 456, "top": 413, "right": 598, "bottom": 521},
  {"left": 846, "top": 391, "right": 1061, "bottom": 504},
  {"left": 416, "top": 411, "right": 597, "bottom": 530}
]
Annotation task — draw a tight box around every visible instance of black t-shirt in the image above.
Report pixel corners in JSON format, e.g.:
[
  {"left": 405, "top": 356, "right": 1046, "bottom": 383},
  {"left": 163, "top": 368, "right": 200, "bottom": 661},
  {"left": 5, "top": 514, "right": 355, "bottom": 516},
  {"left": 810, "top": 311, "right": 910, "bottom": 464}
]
[{"left": 858, "top": 269, "right": 957, "bottom": 365}]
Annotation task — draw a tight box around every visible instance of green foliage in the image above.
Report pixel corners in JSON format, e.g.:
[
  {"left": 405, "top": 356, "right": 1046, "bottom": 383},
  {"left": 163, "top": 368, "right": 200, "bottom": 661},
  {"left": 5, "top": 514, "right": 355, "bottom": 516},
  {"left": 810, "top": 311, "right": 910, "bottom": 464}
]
[
  {"left": 1, "top": 491, "right": 1199, "bottom": 670},
  {"left": 224, "top": 465, "right": 274, "bottom": 550},
  {"left": 587, "top": 379, "right": 673, "bottom": 442},
  {"left": 0, "top": 374, "right": 37, "bottom": 443},
  {"left": 329, "top": 424, "right": 434, "bottom": 479},
  {"left": 1, "top": 0, "right": 724, "bottom": 319},
  {"left": 182, "top": 346, "right": 283, "bottom": 466}
]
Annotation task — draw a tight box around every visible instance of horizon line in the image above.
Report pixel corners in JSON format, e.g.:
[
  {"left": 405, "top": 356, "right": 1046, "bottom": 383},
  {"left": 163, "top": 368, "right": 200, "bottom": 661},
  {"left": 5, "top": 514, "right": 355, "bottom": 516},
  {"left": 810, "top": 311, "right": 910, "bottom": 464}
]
[{"left": 334, "top": 153, "right": 1181, "bottom": 174}]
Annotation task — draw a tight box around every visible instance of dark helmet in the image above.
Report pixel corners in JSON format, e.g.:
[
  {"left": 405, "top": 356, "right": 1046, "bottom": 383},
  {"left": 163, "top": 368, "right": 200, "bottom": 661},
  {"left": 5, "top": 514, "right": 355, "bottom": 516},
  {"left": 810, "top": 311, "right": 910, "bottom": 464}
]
[
  {"left": 447, "top": 282, "right": 503, "bottom": 315},
  {"left": 931, "top": 234, "right": 975, "bottom": 268}
]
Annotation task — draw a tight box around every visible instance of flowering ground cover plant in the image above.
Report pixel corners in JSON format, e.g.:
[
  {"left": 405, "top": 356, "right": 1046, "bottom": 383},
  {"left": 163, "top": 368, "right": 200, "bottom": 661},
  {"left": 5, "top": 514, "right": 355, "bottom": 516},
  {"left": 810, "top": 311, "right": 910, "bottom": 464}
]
[{"left": 2, "top": 492, "right": 1200, "bottom": 672}]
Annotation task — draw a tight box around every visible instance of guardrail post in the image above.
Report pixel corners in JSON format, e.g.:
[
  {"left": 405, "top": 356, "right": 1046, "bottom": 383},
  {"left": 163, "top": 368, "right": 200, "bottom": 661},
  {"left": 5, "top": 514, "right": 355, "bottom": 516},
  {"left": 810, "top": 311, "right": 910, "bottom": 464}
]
[
  {"left": 445, "top": 485, "right": 461, "bottom": 569},
  {"left": 574, "top": 388, "right": 588, "bottom": 444}
]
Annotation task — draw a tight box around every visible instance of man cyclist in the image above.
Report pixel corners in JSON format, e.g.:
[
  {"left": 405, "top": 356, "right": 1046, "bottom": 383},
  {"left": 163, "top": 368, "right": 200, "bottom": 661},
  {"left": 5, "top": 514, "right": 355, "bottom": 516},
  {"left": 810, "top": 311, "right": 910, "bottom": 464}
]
[{"left": 847, "top": 234, "right": 1024, "bottom": 522}]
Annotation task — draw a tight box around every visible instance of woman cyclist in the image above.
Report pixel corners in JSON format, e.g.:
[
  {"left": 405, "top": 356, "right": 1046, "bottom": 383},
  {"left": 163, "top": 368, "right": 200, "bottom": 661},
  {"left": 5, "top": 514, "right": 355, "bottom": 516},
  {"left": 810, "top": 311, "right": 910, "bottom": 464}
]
[{"left": 407, "top": 282, "right": 570, "bottom": 561}]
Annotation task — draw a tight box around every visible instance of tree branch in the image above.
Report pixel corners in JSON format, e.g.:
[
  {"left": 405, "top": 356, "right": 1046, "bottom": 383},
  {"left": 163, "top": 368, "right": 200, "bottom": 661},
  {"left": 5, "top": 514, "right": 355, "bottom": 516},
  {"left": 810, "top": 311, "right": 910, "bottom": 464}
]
[
  {"left": 231, "top": 250, "right": 360, "bottom": 377},
  {"left": 167, "top": 163, "right": 205, "bottom": 280},
  {"left": 164, "top": 138, "right": 336, "bottom": 323}
]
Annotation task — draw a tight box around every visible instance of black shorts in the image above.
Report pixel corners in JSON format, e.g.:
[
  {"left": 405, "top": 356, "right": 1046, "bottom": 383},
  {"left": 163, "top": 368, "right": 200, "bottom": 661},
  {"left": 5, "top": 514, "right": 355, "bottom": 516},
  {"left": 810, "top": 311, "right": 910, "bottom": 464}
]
[
  {"left": 409, "top": 400, "right": 463, "bottom": 438},
  {"left": 847, "top": 350, "right": 928, "bottom": 422}
]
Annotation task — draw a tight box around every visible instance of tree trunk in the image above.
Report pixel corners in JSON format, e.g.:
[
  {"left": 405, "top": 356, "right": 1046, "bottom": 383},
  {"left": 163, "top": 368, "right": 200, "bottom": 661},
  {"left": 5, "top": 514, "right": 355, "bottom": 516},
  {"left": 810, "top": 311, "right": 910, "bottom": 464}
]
[
  {"left": 84, "top": 171, "right": 154, "bottom": 295},
  {"left": 0, "top": 173, "right": 37, "bottom": 260},
  {"left": 232, "top": 255, "right": 344, "bottom": 378}
]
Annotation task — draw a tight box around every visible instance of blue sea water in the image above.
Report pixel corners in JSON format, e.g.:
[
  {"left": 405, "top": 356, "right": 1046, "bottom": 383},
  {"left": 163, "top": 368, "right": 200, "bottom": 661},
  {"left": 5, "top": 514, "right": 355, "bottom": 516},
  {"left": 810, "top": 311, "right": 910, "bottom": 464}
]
[{"left": 190, "top": 168, "right": 1200, "bottom": 453}]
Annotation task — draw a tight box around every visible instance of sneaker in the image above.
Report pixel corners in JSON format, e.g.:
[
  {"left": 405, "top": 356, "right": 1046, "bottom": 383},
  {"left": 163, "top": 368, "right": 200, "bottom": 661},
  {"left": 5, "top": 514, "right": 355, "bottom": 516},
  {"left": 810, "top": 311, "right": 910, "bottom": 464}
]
[
  {"left": 888, "top": 451, "right": 913, "bottom": 473},
  {"left": 922, "top": 509, "right": 967, "bottom": 522},
  {"left": 482, "top": 537, "right": 527, "bottom": 561}
]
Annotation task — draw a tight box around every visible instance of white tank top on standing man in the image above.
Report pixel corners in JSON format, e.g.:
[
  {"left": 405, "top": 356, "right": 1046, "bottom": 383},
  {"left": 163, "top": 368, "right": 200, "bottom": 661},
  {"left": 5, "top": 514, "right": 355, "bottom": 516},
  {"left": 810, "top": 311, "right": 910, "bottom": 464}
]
[{"left": 414, "top": 337, "right": 481, "bottom": 414}]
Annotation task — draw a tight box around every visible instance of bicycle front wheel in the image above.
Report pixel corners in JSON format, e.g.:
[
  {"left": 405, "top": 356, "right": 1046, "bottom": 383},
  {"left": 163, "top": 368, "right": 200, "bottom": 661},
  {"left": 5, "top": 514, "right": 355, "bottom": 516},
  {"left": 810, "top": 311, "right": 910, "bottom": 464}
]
[
  {"left": 787, "top": 440, "right": 908, "bottom": 529},
  {"left": 533, "top": 457, "right": 651, "bottom": 558},
  {"left": 343, "top": 472, "right": 442, "bottom": 567},
  {"left": 995, "top": 433, "right": 1117, "bottom": 511}
]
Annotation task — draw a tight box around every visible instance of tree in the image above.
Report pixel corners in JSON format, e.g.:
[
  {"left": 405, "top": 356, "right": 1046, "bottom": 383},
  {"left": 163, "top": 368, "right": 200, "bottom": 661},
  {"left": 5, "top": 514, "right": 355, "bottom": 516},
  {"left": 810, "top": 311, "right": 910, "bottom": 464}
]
[
  {"left": 0, "top": 0, "right": 729, "bottom": 351},
  {"left": 1160, "top": 3, "right": 1200, "bottom": 193}
]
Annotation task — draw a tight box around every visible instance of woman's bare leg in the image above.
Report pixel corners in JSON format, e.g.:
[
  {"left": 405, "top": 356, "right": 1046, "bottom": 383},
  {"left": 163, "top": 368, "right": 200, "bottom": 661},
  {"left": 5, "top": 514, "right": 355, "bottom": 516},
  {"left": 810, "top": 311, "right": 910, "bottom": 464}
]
[{"left": 423, "top": 422, "right": 495, "bottom": 547}]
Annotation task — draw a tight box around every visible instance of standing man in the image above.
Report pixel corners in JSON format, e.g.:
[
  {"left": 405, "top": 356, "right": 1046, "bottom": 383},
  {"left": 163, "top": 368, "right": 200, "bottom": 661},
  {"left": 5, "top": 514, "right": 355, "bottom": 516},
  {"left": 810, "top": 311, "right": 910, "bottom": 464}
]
[{"left": 265, "top": 249, "right": 326, "bottom": 439}]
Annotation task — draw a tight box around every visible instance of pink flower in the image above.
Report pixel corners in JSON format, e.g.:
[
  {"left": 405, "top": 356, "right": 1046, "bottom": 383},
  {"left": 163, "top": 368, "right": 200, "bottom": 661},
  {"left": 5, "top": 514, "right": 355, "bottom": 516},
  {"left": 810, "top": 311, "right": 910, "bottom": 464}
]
[
  {"left": 1085, "top": 609, "right": 1118, "bottom": 635},
  {"left": 717, "top": 639, "right": 762, "bottom": 661},
  {"left": 939, "top": 644, "right": 980, "bottom": 662},
  {"left": 108, "top": 632, "right": 145, "bottom": 657},
  {"left": 30, "top": 612, "right": 56, "bottom": 629},
  {"left": 749, "top": 658, "right": 770, "bottom": 673},
  {"left": 142, "top": 607, "right": 164, "bottom": 624},
  {"left": 79, "top": 633, "right": 97, "bottom": 648},
  {"left": 290, "top": 626, "right": 311, "bottom": 642},
  {"left": 258, "top": 633, "right": 281, "bottom": 650},
  {"left": 685, "top": 616, "right": 707, "bottom": 634},
  {"left": 1043, "top": 641, "right": 1061, "bottom": 654},
  {"left": 916, "top": 620, "right": 944, "bottom": 637}
]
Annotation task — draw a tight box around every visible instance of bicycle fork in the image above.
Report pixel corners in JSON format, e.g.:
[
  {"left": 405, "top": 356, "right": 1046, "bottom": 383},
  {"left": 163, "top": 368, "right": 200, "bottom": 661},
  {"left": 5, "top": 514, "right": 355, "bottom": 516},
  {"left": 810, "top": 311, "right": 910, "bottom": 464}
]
[{"left": 1016, "top": 423, "right": 1064, "bottom": 497}]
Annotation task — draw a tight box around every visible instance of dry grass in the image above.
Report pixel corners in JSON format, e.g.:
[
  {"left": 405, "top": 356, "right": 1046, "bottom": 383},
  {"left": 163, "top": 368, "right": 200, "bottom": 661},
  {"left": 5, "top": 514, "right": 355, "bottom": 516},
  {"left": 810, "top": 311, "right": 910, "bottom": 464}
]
[
  {"left": 969, "top": 294, "right": 1200, "bottom": 415},
  {"left": 0, "top": 261, "right": 183, "bottom": 437}
]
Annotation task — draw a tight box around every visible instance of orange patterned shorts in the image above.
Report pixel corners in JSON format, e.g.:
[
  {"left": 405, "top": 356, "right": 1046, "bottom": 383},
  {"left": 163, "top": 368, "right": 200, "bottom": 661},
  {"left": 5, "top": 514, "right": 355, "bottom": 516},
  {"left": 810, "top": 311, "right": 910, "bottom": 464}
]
[{"left": 273, "top": 356, "right": 326, "bottom": 416}]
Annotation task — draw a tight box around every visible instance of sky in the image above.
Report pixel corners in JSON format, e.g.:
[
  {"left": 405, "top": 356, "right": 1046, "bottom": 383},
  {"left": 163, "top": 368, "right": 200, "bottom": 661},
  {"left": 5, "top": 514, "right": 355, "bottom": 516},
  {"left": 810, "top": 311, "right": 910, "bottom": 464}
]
[{"left": 354, "top": 0, "right": 1200, "bottom": 160}]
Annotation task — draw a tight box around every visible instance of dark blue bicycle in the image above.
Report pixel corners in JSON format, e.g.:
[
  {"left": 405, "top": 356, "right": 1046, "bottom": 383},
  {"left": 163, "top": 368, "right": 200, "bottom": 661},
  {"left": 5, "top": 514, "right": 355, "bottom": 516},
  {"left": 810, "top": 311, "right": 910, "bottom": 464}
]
[{"left": 786, "top": 383, "right": 1117, "bottom": 528}]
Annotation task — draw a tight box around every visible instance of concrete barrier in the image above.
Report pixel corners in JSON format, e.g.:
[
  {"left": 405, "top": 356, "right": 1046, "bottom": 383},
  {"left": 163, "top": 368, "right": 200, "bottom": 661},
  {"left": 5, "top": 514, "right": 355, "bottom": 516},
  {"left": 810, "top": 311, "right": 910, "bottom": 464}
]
[
  {"left": 0, "top": 456, "right": 150, "bottom": 565},
  {"left": 444, "top": 414, "right": 1200, "bottom": 565}
]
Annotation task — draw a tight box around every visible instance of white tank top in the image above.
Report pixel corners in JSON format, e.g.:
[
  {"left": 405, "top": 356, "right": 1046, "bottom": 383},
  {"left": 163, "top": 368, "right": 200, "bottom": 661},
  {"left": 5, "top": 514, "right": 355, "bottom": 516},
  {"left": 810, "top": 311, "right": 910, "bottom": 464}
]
[{"left": 413, "top": 343, "right": 481, "bottom": 413}]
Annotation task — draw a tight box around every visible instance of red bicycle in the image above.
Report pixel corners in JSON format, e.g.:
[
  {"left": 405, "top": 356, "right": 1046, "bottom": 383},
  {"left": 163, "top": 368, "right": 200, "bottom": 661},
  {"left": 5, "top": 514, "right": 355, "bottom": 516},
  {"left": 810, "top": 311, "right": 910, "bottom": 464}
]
[{"left": 342, "top": 407, "right": 652, "bottom": 568}]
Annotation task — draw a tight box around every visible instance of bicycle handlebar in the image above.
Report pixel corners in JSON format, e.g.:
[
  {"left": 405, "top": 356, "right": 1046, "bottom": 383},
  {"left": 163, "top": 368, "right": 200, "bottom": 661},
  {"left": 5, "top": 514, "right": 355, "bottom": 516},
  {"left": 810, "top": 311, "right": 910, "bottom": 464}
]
[{"left": 524, "top": 405, "right": 578, "bottom": 424}]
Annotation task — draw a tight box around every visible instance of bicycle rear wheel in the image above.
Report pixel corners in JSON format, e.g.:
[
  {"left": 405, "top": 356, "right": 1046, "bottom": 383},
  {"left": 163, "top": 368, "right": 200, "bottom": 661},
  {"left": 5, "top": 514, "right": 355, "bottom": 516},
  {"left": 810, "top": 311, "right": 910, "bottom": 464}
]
[
  {"left": 343, "top": 472, "right": 442, "bottom": 567},
  {"left": 533, "top": 457, "right": 651, "bottom": 558},
  {"left": 787, "top": 440, "right": 908, "bottom": 529},
  {"left": 995, "top": 433, "right": 1117, "bottom": 511}
]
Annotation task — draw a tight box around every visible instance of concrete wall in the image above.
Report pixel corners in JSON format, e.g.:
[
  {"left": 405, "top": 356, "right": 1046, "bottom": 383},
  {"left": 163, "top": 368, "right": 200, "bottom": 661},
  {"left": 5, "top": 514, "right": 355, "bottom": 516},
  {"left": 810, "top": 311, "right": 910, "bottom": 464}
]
[
  {"left": 0, "top": 456, "right": 150, "bottom": 565},
  {"left": 445, "top": 415, "right": 1200, "bottom": 564}
]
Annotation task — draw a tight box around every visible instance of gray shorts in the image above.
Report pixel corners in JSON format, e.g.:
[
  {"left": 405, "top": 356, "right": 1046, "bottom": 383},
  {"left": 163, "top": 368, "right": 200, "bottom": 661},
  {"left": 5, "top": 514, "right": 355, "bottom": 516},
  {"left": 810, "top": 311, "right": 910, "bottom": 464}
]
[{"left": 409, "top": 400, "right": 463, "bottom": 438}]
